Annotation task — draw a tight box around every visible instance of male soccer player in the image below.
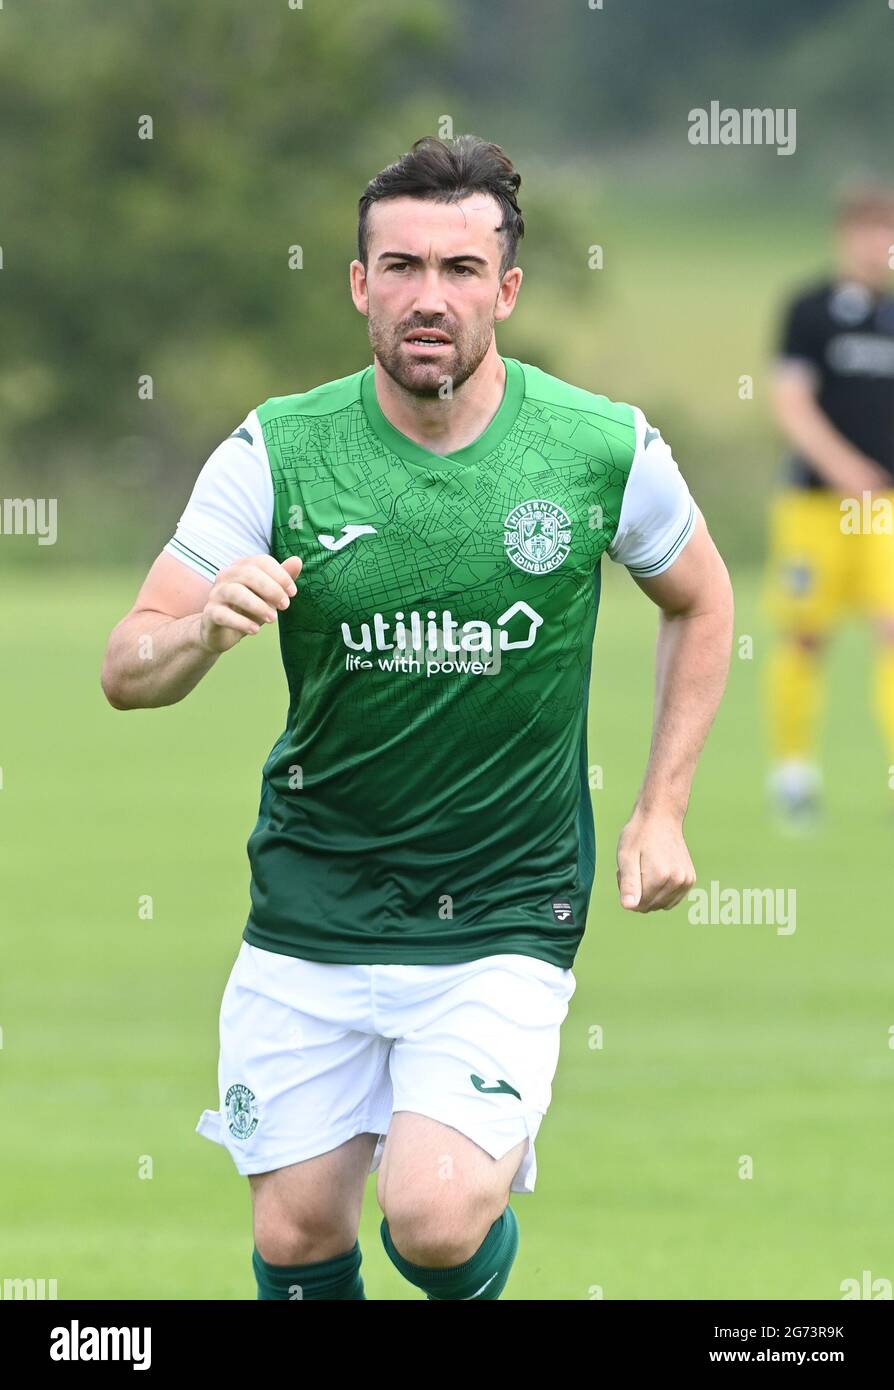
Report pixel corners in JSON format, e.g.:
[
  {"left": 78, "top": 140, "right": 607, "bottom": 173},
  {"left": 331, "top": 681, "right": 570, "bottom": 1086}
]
[
  {"left": 101, "top": 134, "right": 733, "bottom": 1300},
  {"left": 766, "top": 186, "right": 894, "bottom": 825}
]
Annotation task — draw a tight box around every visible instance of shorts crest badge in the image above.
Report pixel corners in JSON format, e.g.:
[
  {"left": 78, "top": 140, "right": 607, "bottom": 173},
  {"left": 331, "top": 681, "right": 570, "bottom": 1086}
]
[{"left": 226, "top": 1083, "right": 259, "bottom": 1139}]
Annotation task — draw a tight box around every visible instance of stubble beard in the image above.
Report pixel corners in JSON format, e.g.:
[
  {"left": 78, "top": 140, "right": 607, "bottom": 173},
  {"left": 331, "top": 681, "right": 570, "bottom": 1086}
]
[{"left": 367, "top": 310, "right": 495, "bottom": 399}]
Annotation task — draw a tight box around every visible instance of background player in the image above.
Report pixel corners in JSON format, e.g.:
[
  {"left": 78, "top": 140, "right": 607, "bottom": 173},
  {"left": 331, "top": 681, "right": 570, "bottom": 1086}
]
[{"left": 766, "top": 186, "right": 894, "bottom": 825}]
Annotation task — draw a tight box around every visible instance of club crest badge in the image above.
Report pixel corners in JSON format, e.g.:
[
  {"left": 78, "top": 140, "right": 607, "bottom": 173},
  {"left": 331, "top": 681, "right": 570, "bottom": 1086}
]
[
  {"left": 504, "top": 499, "right": 572, "bottom": 574},
  {"left": 225, "top": 1083, "right": 259, "bottom": 1140}
]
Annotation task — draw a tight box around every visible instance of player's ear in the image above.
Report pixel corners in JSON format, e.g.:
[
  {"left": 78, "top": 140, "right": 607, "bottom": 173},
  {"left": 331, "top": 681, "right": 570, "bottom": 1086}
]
[
  {"left": 495, "top": 267, "right": 522, "bottom": 321},
  {"left": 349, "top": 260, "right": 370, "bottom": 315}
]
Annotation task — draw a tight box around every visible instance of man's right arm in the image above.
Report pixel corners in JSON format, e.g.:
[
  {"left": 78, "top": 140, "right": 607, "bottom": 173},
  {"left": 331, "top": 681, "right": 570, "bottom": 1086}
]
[
  {"left": 101, "top": 407, "right": 300, "bottom": 710},
  {"left": 100, "top": 551, "right": 301, "bottom": 710},
  {"left": 771, "top": 291, "right": 889, "bottom": 492},
  {"left": 771, "top": 364, "right": 889, "bottom": 493}
]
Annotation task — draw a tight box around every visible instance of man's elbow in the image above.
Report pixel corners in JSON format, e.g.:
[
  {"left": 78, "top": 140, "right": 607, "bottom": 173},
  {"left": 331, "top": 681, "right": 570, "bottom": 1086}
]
[
  {"left": 710, "top": 564, "right": 736, "bottom": 670},
  {"left": 101, "top": 667, "right": 130, "bottom": 710},
  {"left": 770, "top": 378, "right": 813, "bottom": 441},
  {"left": 100, "top": 645, "right": 137, "bottom": 710},
  {"left": 711, "top": 550, "right": 735, "bottom": 620}
]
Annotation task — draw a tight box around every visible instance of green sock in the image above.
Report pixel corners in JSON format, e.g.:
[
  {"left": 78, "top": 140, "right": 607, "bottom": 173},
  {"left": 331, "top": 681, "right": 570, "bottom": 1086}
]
[
  {"left": 252, "top": 1240, "right": 366, "bottom": 1300},
  {"left": 380, "top": 1204, "right": 519, "bottom": 1300}
]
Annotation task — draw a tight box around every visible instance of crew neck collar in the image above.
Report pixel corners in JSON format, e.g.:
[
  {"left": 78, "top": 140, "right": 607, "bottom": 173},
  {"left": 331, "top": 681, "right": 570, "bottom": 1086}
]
[
  {"left": 361, "top": 356, "right": 525, "bottom": 471},
  {"left": 832, "top": 276, "right": 884, "bottom": 302}
]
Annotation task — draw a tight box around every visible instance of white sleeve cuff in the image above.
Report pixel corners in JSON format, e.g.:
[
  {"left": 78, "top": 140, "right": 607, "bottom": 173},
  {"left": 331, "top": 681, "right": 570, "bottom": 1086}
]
[
  {"left": 608, "top": 407, "right": 698, "bottom": 577},
  {"left": 163, "top": 409, "right": 274, "bottom": 581}
]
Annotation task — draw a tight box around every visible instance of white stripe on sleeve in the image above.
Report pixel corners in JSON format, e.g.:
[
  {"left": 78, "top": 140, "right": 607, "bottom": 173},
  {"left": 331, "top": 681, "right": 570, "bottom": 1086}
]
[
  {"left": 607, "top": 406, "right": 698, "bottom": 577},
  {"left": 163, "top": 409, "right": 274, "bottom": 581}
]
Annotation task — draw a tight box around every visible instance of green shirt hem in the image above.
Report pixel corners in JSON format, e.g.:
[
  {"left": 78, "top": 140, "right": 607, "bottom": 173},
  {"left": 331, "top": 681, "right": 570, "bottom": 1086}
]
[{"left": 242, "top": 922, "right": 576, "bottom": 971}]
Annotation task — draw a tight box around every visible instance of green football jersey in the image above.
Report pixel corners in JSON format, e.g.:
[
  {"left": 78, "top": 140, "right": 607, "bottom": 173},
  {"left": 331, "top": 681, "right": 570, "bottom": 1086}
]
[{"left": 165, "top": 355, "right": 696, "bottom": 968}]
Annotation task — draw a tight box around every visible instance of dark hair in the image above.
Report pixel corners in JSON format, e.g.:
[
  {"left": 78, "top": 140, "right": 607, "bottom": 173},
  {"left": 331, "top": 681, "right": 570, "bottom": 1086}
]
[{"left": 358, "top": 134, "right": 524, "bottom": 279}]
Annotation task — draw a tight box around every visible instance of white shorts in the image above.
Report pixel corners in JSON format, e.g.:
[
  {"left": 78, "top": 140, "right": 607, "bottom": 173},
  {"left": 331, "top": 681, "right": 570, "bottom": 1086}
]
[{"left": 196, "top": 942, "right": 576, "bottom": 1194}]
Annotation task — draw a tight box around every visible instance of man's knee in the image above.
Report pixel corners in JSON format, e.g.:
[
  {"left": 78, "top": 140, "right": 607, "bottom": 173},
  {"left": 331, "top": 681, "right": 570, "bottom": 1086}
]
[
  {"left": 253, "top": 1202, "right": 357, "bottom": 1266},
  {"left": 382, "top": 1191, "right": 502, "bottom": 1268},
  {"left": 250, "top": 1135, "right": 374, "bottom": 1266}
]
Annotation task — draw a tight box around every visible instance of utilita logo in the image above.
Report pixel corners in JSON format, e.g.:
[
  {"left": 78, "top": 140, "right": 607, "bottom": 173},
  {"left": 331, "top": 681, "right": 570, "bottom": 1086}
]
[
  {"left": 341, "top": 601, "right": 544, "bottom": 679},
  {"left": 341, "top": 601, "right": 543, "bottom": 655}
]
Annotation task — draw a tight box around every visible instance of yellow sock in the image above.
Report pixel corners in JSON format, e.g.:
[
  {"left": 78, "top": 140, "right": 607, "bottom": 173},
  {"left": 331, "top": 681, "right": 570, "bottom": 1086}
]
[
  {"left": 873, "top": 644, "right": 894, "bottom": 769},
  {"left": 766, "top": 638, "right": 822, "bottom": 763}
]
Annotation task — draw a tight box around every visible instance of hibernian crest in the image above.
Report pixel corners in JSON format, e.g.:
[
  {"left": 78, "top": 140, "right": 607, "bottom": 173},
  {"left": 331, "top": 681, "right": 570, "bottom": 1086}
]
[
  {"left": 504, "top": 499, "right": 572, "bottom": 574},
  {"left": 226, "top": 1083, "right": 259, "bottom": 1139}
]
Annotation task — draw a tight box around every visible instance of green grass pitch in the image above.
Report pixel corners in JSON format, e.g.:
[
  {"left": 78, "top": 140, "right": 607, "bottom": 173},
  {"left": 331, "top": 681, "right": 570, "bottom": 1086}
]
[{"left": 1, "top": 564, "right": 891, "bottom": 1298}]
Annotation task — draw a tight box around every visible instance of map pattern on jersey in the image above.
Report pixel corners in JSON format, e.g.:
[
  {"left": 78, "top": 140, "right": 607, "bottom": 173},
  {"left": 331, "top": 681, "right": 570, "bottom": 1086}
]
[{"left": 243, "top": 357, "right": 637, "bottom": 967}]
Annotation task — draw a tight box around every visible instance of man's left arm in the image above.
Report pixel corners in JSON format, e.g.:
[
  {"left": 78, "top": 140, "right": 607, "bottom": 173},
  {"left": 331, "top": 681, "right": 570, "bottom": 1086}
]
[
  {"left": 606, "top": 409, "right": 734, "bottom": 912},
  {"left": 616, "top": 511, "right": 734, "bottom": 911}
]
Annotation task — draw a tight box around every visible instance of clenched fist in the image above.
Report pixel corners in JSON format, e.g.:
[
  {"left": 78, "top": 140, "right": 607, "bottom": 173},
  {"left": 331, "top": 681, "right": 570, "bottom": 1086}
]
[{"left": 199, "top": 554, "right": 303, "bottom": 653}]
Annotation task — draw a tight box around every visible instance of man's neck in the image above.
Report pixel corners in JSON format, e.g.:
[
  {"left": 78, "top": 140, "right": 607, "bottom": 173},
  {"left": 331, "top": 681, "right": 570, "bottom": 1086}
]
[
  {"left": 835, "top": 262, "right": 888, "bottom": 295},
  {"left": 372, "top": 348, "right": 506, "bottom": 456}
]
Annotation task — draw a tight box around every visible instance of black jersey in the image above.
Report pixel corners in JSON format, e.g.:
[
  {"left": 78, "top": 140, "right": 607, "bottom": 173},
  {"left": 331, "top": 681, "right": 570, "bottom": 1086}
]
[{"left": 777, "top": 279, "right": 894, "bottom": 488}]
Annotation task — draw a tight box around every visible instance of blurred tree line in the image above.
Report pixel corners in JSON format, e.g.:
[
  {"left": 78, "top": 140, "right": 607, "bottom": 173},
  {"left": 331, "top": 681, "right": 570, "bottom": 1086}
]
[
  {"left": 0, "top": 0, "right": 889, "bottom": 567},
  {"left": 452, "top": 0, "right": 891, "bottom": 170}
]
